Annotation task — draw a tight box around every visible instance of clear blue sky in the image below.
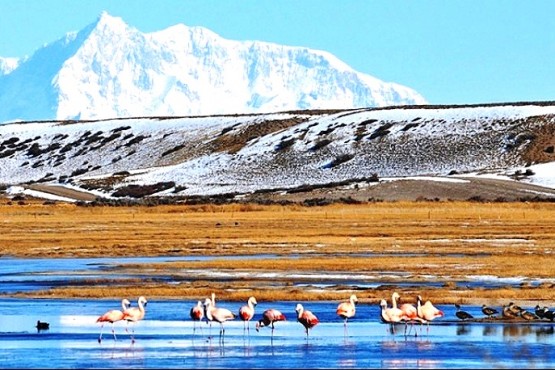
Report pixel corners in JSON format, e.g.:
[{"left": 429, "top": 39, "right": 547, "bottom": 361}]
[{"left": 1, "top": 0, "right": 554, "bottom": 105}]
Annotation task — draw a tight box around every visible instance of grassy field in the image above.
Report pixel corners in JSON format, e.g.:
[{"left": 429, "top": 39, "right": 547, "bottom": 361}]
[{"left": 1, "top": 199, "right": 555, "bottom": 305}]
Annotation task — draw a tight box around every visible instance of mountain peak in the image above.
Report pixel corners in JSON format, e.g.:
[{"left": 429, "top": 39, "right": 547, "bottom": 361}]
[
  {"left": 92, "top": 11, "right": 131, "bottom": 34},
  {"left": 0, "top": 13, "right": 427, "bottom": 122}
]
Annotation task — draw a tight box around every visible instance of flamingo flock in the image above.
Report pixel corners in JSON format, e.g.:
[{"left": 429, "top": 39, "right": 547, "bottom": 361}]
[
  {"left": 378, "top": 292, "right": 443, "bottom": 336},
  {"left": 96, "top": 292, "right": 456, "bottom": 343},
  {"left": 98, "top": 292, "right": 555, "bottom": 344}
]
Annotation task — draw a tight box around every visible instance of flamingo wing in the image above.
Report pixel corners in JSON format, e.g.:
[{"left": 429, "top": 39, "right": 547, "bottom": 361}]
[
  {"left": 97, "top": 309, "right": 124, "bottom": 323},
  {"left": 400, "top": 303, "right": 418, "bottom": 320},
  {"left": 239, "top": 306, "right": 254, "bottom": 321},
  {"left": 337, "top": 302, "right": 355, "bottom": 318},
  {"left": 123, "top": 307, "right": 144, "bottom": 322},
  {"left": 212, "top": 307, "right": 236, "bottom": 322},
  {"left": 301, "top": 311, "right": 319, "bottom": 328}
]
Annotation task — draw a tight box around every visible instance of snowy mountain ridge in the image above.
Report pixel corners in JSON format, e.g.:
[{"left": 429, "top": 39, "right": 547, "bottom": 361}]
[
  {"left": 1, "top": 102, "right": 555, "bottom": 202},
  {"left": 0, "top": 12, "right": 426, "bottom": 123}
]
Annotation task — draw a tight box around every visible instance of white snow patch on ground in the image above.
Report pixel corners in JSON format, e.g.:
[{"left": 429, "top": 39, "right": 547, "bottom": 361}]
[{"left": 7, "top": 186, "right": 77, "bottom": 202}]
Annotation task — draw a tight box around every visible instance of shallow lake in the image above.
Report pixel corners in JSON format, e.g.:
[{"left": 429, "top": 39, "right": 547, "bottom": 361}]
[{"left": 0, "top": 298, "right": 554, "bottom": 369}]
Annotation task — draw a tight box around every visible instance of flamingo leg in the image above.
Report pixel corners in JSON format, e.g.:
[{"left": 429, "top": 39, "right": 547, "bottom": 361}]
[
  {"left": 98, "top": 323, "right": 104, "bottom": 343},
  {"left": 128, "top": 321, "right": 136, "bottom": 343},
  {"left": 111, "top": 322, "right": 117, "bottom": 341},
  {"left": 219, "top": 323, "right": 225, "bottom": 343}
]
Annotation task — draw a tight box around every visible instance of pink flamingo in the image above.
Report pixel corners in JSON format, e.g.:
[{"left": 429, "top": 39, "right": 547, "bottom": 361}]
[
  {"left": 122, "top": 296, "right": 148, "bottom": 343},
  {"left": 417, "top": 295, "right": 444, "bottom": 334},
  {"left": 190, "top": 300, "right": 204, "bottom": 334},
  {"left": 203, "top": 297, "right": 236, "bottom": 342},
  {"left": 392, "top": 292, "right": 424, "bottom": 335},
  {"left": 256, "top": 308, "right": 286, "bottom": 339},
  {"left": 239, "top": 296, "right": 257, "bottom": 335},
  {"left": 96, "top": 298, "right": 130, "bottom": 343},
  {"left": 295, "top": 303, "right": 319, "bottom": 339},
  {"left": 392, "top": 292, "right": 418, "bottom": 321},
  {"left": 379, "top": 298, "right": 407, "bottom": 334},
  {"left": 336, "top": 294, "right": 358, "bottom": 334},
  {"left": 380, "top": 299, "right": 405, "bottom": 322}
]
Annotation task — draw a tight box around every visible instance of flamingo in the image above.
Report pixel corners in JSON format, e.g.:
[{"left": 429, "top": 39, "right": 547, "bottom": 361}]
[
  {"left": 203, "top": 297, "right": 236, "bottom": 341},
  {"left": 392, "top": 292, "right": 422, "bottom": 335},
  {"left": 391, "top": 292, "right": 418, "bottom": 320},
  {"left": 336, "top": 294, "right": 358, "bottom": 334},
  {"left": 239, "top": 296, "right": 257, "bottom": 335},
  {"left": 96, "top": 298, "right": 131, "bottom": 343},
  {"left": 417, "top": 295, "right": 443, "bottom": 334},
  {"left": 295, "top": 303, "right": 319, "bottom": 339},
  {"left": 256, "top": 308, "right": 286, "bottom": 339},
  {"left": 379, "top": 299, "right": 407, "bottom": 334},
  {"left": 190, "top": 300, "right": 204, "bottom": 334},
  {"left": 122, "top": 296, "right": 148, "bottom": 343}
]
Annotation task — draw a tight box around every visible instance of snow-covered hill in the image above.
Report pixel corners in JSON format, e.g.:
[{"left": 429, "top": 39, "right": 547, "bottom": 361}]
[
  {"left": 0, "top": 12, "right": 426, "bottom": 123},
  {"left": 1, "top": 102, "right": 554, "bottom": 201}
]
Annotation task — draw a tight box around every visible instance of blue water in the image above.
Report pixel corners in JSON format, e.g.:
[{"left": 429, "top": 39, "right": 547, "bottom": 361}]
[
  {"left": 0, "top": 298, "right": 554, "bottom": 368},
  {"left": 0, "top": 256, "right": 548, "bottom": 295}
]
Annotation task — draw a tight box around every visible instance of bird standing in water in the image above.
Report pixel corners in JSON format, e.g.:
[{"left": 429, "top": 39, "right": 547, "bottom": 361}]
[
  {"left": 203, "top": 297, "right": 236, "bottom": 342},
  {"left": 190, "top": 300, "right": 204, "bottom": 334},
  {"left": 336, "top": 294, "right": 358, "bottom": 335},
  {"left": 36, "top": 320, "right": 50, "bottom": 332},
  {"left": 535, "top": 305, "right": 548, "bottom": 319},
  {"left": 122, "top": 296, "right": 148, "bottom": 343},
  {"left": 239, "top": 296, "right": 257, "bottom": 335},
  {"left": 295, "top": 303, "right": 319, "bottom": 339},
  {"left": 256, "top": 308, "right": 286, "bottom": 340},
  {"left": 417, "top": 295, "right": 444, "bottom": 334},
  {"left": 455, "top": 304, "right": 474, "bottom": 321},
  {"left": 96, "top": 298, "right": 131, "bottom": 343},
  {"left": 481, "top": 304, "right": 499, "bottom": 319}
]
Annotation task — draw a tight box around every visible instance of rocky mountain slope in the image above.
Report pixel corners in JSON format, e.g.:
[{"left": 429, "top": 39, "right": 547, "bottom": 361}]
[{"left": 1, "top": 102, "right": 555, "bottom": 203}]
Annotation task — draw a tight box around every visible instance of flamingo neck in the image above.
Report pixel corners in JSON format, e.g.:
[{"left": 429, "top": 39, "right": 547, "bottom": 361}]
[
  {"left": 391, "top": 295, "right": 398, "bottom": 309},
  {"left": 205, "top": 302, "right": 213, "bottom": 320}
]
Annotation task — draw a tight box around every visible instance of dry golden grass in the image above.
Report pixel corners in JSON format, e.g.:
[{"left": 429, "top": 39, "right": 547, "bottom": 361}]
[{"left": 2, "top": 199, "right": 555, "bottom": 304}]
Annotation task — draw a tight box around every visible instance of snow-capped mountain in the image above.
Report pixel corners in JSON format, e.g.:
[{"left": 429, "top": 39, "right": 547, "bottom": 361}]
[
  {"left": 1, "top": 102, "right": 555, "bottom": 202},
  {"left": 0, "top": 12, "right": 426, "bottom": 123},
  {"left": 0, "top": 57, "right": 19, "bottom": 76}
]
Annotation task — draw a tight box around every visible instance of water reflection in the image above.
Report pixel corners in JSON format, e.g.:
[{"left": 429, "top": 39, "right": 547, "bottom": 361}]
[
  {"left": 482, "top": 325, "right": 498, "bottom": 337},
  {"left": 456, "top": 324, "right": 472, "bottom": 336},
  {"left": 536, "top": 326, "right": 554, "bottom": 340},
  {"left": 503, "top": 324, "right": 533, "bottom": 338}
]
